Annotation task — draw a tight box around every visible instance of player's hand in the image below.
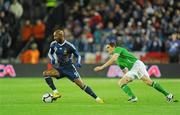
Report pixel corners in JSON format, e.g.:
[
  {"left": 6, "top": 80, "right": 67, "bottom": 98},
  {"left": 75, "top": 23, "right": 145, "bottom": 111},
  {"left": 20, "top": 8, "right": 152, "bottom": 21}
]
[
  {"left": 52, "top": 64, "right": 59, "bottom": 68},
  {"left": 75, "top": 63, "right": 82, "bottom": 68},
  {"left": 94, "top": 66, "right": 103, "bottom": 72},
  {"left": 122, "top": 67, "right": 128, "bottom": 74}
]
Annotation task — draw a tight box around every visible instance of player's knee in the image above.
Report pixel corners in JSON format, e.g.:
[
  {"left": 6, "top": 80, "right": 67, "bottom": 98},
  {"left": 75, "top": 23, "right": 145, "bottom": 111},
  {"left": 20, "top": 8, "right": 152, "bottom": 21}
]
[
  {"left": 118, "top": 79, "right": 124, "bottom": 87},
  {"left": 147, "top": 81, "right": 153, "bottom": 86},
  {"left": 144, "top": 79, "right": 152, "bottom": 86},
  {"left": 78, "top": 83, "right": 86, "bottom": 89},
  {"left": 43, "top": 71, "right": 48, "bottom": 77},
  {"left": 74, "top": 78, "right": 85, "bottom": 89},
  {"left": 118, "top": 76, "right": 131, "bottom": 87},
  {"left": 79, "top": 84, "right": 86, "bottom": 90},
  {"left": 75, "top": 82, "right": 85, "bottom": 89}
]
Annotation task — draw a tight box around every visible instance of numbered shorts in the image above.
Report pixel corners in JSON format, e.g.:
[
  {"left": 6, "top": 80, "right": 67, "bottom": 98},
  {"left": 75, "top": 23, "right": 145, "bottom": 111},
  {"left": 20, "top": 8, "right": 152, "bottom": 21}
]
[
  {"left": 124, "top": 60, "right": 149, "bottom": 79},
  {"left": 55, "top": 64, "right": 80, "bottom": 81}
]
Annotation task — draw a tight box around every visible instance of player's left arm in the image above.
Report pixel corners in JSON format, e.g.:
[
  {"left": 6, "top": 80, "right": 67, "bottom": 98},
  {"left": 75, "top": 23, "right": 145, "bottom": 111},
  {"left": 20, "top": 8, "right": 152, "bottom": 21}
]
[
  {"left": 48, "top": 46, "right": 56, "bottom": 65},
  {"left": 94, "top": 53, "right": 119, "bottom": 71},
  {"left": 73, "top": 50, "right": 81, "bottom": 67},
  {"left": 69, "top": 43, "right": 81, "bottom": 67}
]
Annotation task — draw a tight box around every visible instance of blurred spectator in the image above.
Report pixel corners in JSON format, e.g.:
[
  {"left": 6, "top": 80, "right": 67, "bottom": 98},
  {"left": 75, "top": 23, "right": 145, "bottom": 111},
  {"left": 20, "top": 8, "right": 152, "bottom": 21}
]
[
  {"left": 9, "top": 0, "right": 23, "bottom": 19},
  {"left": 93, "top": 23, "right": 104, "bottom": 51},
  {"left": 0, "top": 0, "right": 179, "bottom": 63},
  {"left": 45, "top": 2, "right": 67, "bottom": 37},
  {"left": 9, "top": 0, "right": 23, "bottom": 53},
  {"left": 0, "top": 10, "right": 15, "bottom": 31},
  {"left": 132, "top": 36, "right": 143, "bottom": 51},
  {"left": 167, "top": 33, "right": 180, "bottom": 63},
  {"left": 145, "top": 1, "right": 154, "bottom": 16},
  {"left": 33, "top": 0, "right": 46, "bottom": 20},
  {"left": 88, "top": 11, "right": 103, "bottom": 31},
  {"left": 3, "top": 0, "right": 11, "bottom": 11},
  {"left": 21, "top": 20, "right": 32, "bottom": 43},
  {"left": 172, "top": 9, "right": 180, "bottom": 28},
  {"left": 124, "top": 35, "right": 133, "bottom": 50},
  {"left": 21, "top": 0, "right": 32, "bottom": 19},
  {"left": 0, "top": 10, "right": 14, "bottom": 58},
  {"left": 46, "top": 0, "right": 58, "bottom": 12},
  {"left": 72, "top": 20, "right": 83, "bottom": 38},
  {"left": 0, "top": 0, "right": 3, "bottom": 11},
  {"left": 147, "top": 36, "right": 162, "bottom": 52},
  {"left": 33, "top": 19, "right": 45, "bottom": 57},
  {"left": 0, "top": 27, "right": 12, "bottom": 58},
  {"left": 80, "top": 26, "right": 94, "bottom": 52},
  {"left": 33, "top": 19, "right": 45, "bottom": 40},
  {"left": 20, "top": 43, "right": 40, "bottom": 64},
  {"left": 70, "top": 2, "right": 83, "bottom": 22}
]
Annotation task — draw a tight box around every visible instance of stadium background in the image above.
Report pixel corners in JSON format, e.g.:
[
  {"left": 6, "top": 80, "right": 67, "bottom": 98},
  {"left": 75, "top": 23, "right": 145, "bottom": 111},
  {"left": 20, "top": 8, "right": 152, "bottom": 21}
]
[{"left": 0, "top": 0, "right": 180, "bottom": 115}]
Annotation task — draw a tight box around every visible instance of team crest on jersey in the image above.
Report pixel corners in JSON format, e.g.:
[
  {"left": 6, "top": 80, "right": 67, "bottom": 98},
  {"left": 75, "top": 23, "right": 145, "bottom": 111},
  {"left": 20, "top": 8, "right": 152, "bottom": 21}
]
[
  {"left": 64, "top": 49, "right": 68, "bottom": 55},
  {"left": 54, "top": 47, "right": 57, "bottom": 52}
]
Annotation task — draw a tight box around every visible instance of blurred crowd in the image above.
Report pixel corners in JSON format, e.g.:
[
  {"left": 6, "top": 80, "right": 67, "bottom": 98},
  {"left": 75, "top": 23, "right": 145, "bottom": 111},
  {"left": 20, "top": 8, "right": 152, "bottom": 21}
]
[{"left": 0, "top": 0, "right": 179, "bottom": 63}]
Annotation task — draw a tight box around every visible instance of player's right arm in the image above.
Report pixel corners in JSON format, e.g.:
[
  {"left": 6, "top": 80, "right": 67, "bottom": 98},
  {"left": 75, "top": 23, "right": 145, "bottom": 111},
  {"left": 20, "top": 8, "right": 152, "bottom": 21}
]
[
  {"left": 94, "top": 47, "right": 123, "bottom": 72},
  {"left": 94, "top": 53, "right": 119, "bottom": 71},
  {"left": 43, "top": 42, "right": 59, "bottom": 77},
  {"left": 48, "top": 41, "right": 57, "bottom": 65}
]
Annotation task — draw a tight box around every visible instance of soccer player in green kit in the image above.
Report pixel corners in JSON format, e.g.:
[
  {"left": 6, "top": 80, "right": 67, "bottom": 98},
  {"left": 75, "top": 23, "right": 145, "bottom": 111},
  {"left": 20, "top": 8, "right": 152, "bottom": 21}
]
[{"left": 94, "top": 42, "right": 173, "bottom": 102}]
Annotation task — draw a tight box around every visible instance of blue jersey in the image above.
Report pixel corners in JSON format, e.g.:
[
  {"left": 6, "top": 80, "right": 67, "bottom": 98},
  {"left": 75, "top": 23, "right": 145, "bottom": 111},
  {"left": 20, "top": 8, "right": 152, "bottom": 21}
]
[
  {"left": 48, "top": 40, "right": 81, "bottom": 66},
  {"left": 48, "top": 40, "right": 81, "bottom": 81}
]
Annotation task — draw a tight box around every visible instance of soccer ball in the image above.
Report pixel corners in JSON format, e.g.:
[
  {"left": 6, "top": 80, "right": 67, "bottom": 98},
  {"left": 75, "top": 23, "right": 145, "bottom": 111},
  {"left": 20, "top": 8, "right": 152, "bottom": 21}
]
[{"left": 42, "top": 93, "right": 53, "bottom": 103}]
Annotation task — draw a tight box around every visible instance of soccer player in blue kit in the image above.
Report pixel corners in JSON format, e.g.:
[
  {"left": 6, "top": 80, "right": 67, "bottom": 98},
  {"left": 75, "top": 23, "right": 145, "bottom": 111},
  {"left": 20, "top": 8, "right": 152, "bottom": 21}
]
[{"left": 43, "top": 28, "right": 104, "bottom": 103}]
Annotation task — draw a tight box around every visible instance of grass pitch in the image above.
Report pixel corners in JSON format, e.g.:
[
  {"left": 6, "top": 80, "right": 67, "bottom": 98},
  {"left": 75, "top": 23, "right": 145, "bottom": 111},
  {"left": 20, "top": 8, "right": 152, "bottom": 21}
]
[{"left": 0, "top": 78, "right": 180, "bottom": 115}]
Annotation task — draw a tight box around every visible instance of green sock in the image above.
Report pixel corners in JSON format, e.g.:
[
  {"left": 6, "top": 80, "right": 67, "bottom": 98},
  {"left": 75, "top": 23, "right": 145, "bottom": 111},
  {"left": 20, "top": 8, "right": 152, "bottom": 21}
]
[
  {"left": 121, "top": 84, "right": 135, "bottom": 98},
  {"left": 152, "top": 81, "right": 169, "bottom": 96}
]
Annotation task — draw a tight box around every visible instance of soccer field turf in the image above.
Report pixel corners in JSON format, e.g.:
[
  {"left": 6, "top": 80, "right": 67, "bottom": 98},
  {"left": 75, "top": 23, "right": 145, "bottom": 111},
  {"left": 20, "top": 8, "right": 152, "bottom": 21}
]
[{"left": 0, "top": 78, "right": 180, "bottom": 115}]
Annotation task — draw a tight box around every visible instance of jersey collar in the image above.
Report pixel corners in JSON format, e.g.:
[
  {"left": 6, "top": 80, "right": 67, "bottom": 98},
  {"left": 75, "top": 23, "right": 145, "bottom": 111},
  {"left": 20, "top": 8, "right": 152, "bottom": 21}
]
[{"left": 57, "top": 40, "right": 66, "bottom": 46}]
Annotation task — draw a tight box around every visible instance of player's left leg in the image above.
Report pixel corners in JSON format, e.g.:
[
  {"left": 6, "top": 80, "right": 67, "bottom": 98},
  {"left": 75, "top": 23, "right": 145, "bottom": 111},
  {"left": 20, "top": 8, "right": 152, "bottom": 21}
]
[
  {"left": 138, "top": 60, "right": 173, "bottom": 102},
  {"left": 141, "top": 76, "right": 173, "bottom": 102},
  {"left": 73, "top": 78, "right": 104, "bottom": 103},
  {"left": 66, "top": 65, "right": 104, "bottom": 103}
]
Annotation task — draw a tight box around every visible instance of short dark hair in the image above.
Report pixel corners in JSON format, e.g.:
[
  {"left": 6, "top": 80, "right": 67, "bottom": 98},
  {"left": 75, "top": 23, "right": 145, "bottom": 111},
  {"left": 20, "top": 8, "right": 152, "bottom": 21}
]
[
  {"left": 53, "top": 25, "right": 64, "bottom": 32},
  {"left": 108, "top": 42, "right": 116, "bottom": 47}
]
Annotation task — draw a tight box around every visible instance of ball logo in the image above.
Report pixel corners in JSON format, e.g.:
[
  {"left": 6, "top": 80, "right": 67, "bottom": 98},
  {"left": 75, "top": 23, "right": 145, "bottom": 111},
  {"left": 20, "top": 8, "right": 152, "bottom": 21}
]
[{"left": 0, "top": 64, "right": 16, "bottom": 77}]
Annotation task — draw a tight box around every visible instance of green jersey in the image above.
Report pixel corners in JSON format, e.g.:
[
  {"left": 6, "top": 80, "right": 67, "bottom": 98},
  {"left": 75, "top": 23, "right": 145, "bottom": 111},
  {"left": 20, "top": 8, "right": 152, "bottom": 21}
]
[{"left": 113, "top": 47, "right": 137, "bottom": 70}]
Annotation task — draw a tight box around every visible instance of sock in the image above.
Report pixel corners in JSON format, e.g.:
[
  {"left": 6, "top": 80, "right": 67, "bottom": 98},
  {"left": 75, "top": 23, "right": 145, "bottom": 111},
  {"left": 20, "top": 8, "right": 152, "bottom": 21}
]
[
  {"left": 95, "top": 97, "right": 101, "bottom": 100},
  {"left": 151, "top": 81, "right": 169, "bottom": 96},
  {"left": 121, "top": 84, "right": 136, "bottom": 98},
  {"left": 53, "top": 89, "right": 58, "bottom": 93},
  {"left": 45, "top": 76, "right": 56, "bottom": 91},
  {"left": 83, "top": 85, "right": 97, "bottom": 99}
]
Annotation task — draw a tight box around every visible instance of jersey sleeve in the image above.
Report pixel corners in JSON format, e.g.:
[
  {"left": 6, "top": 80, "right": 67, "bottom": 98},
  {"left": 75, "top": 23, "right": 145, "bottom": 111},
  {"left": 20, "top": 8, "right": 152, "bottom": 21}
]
[
  {"left": 48, "top": 41, "right": 58, "bottom": 64},
  {"left": 67, "top": 42, "right": 81, "bottom": 64},
  {"left": 113, "top": 47, "right": 122, "bottom": 55}
]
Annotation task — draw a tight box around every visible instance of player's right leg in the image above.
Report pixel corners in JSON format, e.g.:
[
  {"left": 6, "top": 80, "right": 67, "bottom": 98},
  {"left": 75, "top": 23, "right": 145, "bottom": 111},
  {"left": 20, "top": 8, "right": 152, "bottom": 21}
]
[
  {"left": 118, "top": 75, "right": 137, "bottom": 102},
  {"left": 43, "top": 69, "right": 61, "bottom": 100}
]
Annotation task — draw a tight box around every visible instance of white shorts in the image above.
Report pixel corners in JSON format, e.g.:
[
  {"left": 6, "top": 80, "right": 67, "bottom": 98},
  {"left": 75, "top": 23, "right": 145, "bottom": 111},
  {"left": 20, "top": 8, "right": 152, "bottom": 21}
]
[{"left": 124, "top": 60, "right": 149, "bottom": 79}]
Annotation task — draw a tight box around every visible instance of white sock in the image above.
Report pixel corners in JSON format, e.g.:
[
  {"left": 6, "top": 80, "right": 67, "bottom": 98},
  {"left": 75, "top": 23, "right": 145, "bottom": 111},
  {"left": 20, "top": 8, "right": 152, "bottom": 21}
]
[
  {"left": 53, "top": 89, "right": 58, "bottom": 93},
  {"left": 96, "top": 97, "right": 100, "bottom": 100}
]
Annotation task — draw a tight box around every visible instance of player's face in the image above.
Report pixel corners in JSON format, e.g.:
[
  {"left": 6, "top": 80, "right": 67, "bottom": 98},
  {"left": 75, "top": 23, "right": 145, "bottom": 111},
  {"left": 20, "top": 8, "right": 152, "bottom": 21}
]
[
  {"left": 106, "top": 45, "right": 114, "bottom": 54},
  {"left": 53, "top": 30, "right": 65, "bottom": 43}
]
